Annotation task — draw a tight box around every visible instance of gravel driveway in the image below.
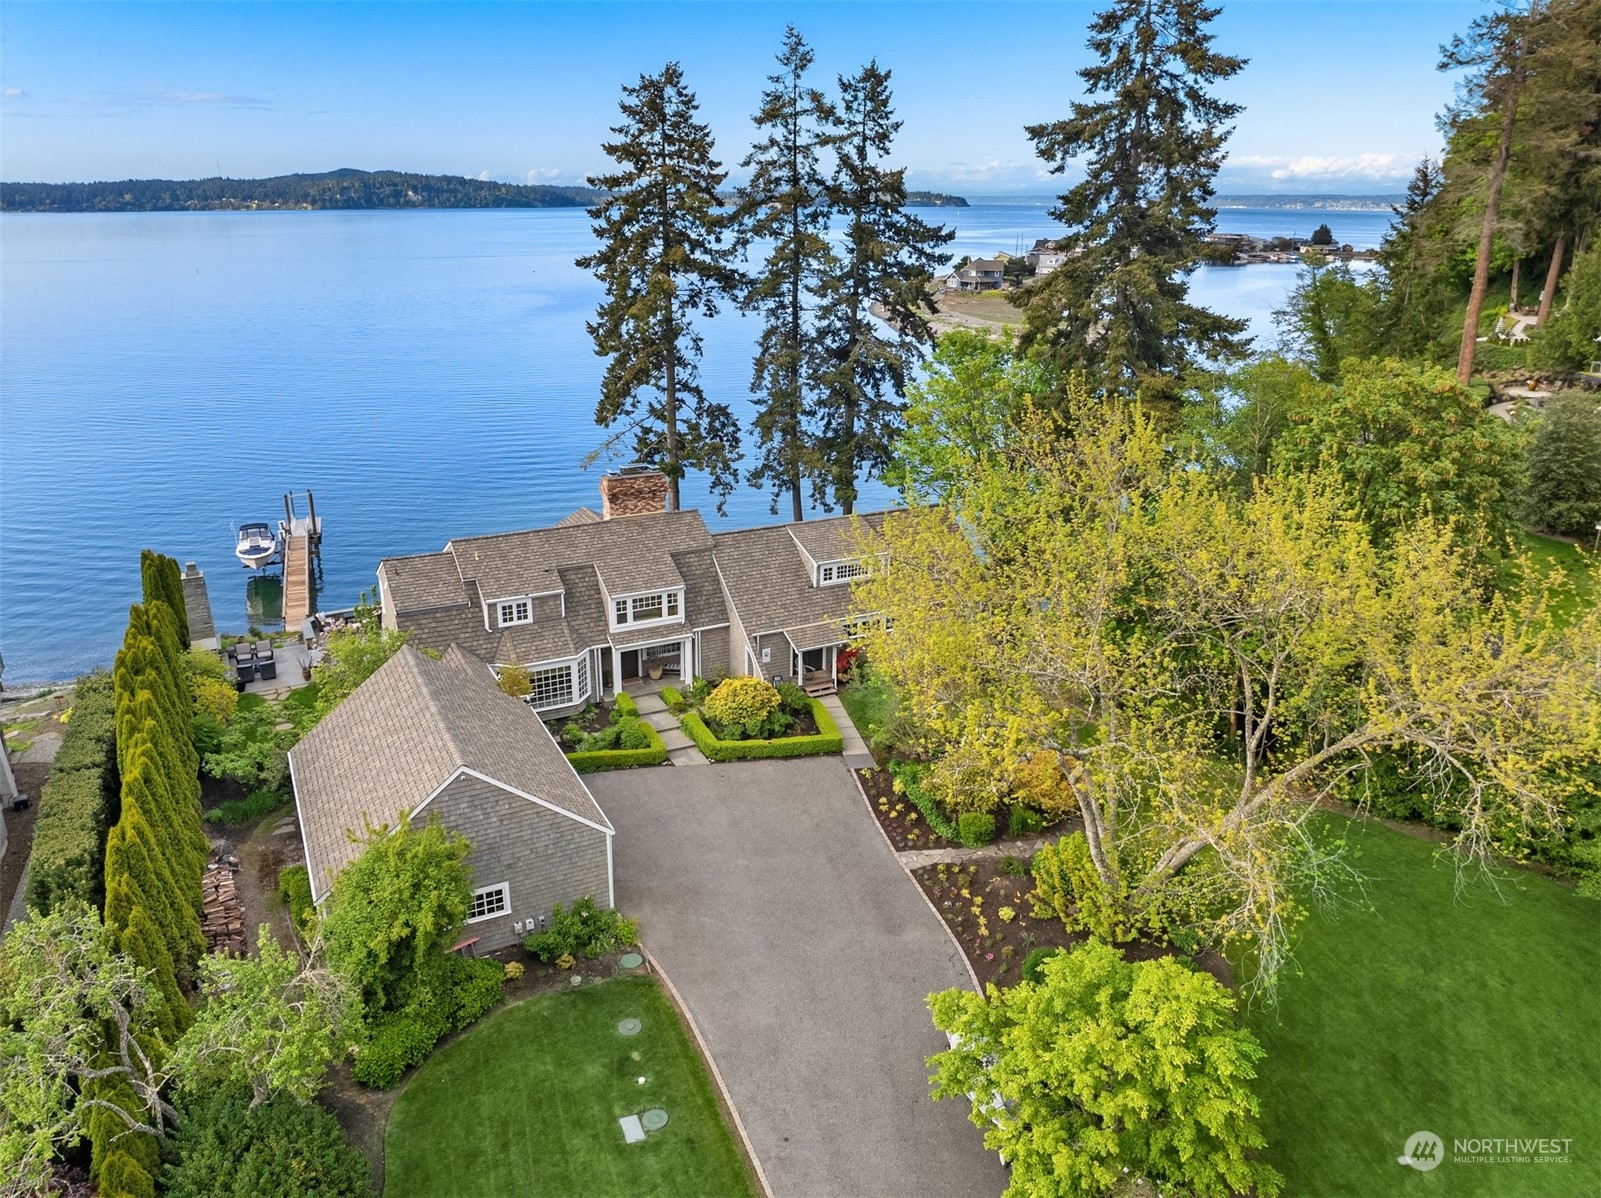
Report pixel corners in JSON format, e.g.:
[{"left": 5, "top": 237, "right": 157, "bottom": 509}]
[{"left": 586, "top": 757, "right": 1004, "bottom": 1198}]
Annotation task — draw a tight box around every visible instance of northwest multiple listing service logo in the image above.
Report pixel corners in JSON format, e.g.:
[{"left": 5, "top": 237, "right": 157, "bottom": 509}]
[
  {"left": 1400, "top": 1130, "right": 1575, "bottom": 1171},
  {"left": 1399, "top": 1131, "right": 1444, "bottom": 1172}
]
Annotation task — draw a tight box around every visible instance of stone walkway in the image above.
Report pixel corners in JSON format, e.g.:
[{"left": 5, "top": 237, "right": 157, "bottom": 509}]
[
  {"left": 631, "top": 692, "right": 709, "bottom": 766},
  {"left": 897, "top": 835, "right": 1052, "bottom": 869},
  {"left": 819, "top": 692, "right": 875, "bottom": 769}
]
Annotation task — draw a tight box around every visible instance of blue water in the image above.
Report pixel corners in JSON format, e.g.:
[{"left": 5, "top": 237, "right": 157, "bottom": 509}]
[{"left": 0, "top": 203, "right": 1393, "bottom": 683}]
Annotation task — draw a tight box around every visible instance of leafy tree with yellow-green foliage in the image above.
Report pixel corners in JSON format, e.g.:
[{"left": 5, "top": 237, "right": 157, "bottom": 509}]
[
  {"left": 856, "top": 401, "right": 1599, "bottom": 986},
  {"left": 929, "top": 939, "right": 1281, "bottom": 1198}
]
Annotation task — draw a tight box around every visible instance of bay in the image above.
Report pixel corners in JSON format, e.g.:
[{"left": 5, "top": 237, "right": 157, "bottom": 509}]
[{"left": 0, "top": 202, "right": 1393, "bottom": 683}]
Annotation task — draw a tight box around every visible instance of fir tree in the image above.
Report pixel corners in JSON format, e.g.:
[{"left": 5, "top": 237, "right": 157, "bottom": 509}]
[
  {"left": 578, "top": 63, "right": 741, "bottom": 511},
  {"left": 735, "top": 25, "right": 836, "bottom": 521},
  {"left": 814, "top": 61, "right": 953, "bottom": 515},
  {"left": 1017, "top": 0, "right": 1248, "bottom": 412}
]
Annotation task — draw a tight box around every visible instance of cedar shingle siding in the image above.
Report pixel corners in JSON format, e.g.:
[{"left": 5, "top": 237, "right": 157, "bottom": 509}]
[{"left": 422, "top": 772, "right": 610, "bottom": 952}]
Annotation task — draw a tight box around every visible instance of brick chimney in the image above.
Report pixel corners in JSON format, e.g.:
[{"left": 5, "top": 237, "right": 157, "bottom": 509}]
[{"left": 599, "top": 465, "right": 670, "bottom": 519}]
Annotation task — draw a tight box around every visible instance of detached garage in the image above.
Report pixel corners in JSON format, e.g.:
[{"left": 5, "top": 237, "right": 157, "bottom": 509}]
[{"left": 289, "top": 643, "right": 615, "bottom": 951}]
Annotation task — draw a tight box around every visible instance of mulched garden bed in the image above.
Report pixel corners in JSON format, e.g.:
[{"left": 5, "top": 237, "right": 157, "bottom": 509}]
[
  {"left": 913, "top": 857, "right": 1232, "bottom": 991},
  {"left": 857, "top": 766, "right": 954, "bottom": 851}
]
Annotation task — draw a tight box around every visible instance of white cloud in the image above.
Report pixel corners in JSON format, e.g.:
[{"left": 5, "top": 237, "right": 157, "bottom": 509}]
[
  {"left": 1232, "top": 152, "right": 1410, "bottom": 182},
  {"left": 3, "top": 87, "right": 24, "bottom": 98},
  {"left": 526, "top": 167, "right": 562, "bottom": 184},
  {"left": 944, "top": 159, "right": 1025, "bottom": 183},
  {"left": 70, "top": 85, "right": 271, "bottom": 109},
  {"left": 478, "top": 170, "right": 491, "bottom": 181}
]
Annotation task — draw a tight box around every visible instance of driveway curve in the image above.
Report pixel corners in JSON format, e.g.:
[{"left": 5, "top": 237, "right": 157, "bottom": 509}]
[{"left": 587, "top": 757, "right": 1004, "bottom": 1198}]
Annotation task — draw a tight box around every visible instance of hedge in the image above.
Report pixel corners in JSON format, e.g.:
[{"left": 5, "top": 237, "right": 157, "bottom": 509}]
[
  {"left": 566, "top": 721, "right": 668, "bottom": 773},
  {"left": 680, "top": 698, "right": 842, "bottom": 762},
  {"left": 26, "top": 673, "right": 120, "bottom": 913}
]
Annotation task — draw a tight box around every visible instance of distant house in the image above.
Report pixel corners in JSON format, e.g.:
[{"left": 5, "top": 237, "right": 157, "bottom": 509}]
[
  {"left": 376, "top": 468, "right": 895, "bottom": 712},
  {"left": 1024, "top": 239, "right": 1072, "bottom": 276},
  {"left": 288, "top": 642, "right": 615, "bottom": 951},
  {"left": 952, "top": 258, "right": 1006, "bottom": 291}
]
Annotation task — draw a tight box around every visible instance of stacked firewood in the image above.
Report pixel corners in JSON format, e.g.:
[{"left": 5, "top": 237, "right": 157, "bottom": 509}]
[{"left": 201, "top": 856, "right": 246, "bottom": 956}]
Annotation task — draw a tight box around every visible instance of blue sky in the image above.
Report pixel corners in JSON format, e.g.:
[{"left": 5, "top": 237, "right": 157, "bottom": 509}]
[{"left": 1, "top": 1, "right": 1480, "bottom": 193}]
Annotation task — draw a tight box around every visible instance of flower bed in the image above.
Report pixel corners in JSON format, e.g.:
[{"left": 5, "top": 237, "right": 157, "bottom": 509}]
[
  {"left": 565, "top": 720, "right": 668, "bottom": 772},
  {"left": 913, "top": 858, "right": 1233, "bottom": 990},
  {"left": 857, "top": 767, "right": 953, "bottom": 851},
  {"left": 680, "top": 698, "right": 842, "bottom": 762},
  {"left": 913, "top": 858, "right": 1077, "bottom": 989}
]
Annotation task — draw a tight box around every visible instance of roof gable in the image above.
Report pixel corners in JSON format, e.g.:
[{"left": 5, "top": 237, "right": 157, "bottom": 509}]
[{"left": 289, "top": 643, "right": 611, "bottom": 901}]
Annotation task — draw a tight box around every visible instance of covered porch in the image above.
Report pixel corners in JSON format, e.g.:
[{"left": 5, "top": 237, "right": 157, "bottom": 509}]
[
  {"left": 608, "top": 629, "right": 695, "bottom": 696},
  {"left": 784, "top": 621, "right": 846, "bottom": 697}
]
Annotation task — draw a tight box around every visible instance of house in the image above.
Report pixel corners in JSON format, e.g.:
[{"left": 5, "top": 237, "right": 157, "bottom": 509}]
[
  {"left": 951, "top": 258, "right": 1006, "bottom": 291},
  {"left": 375, "top": 467, "right": 892, "bottom": 714},
  {"left": 288, "top": 642, "right": 615, "bottom": 951},
  {"left": 712, "top": 511, "right": 888, "bottom": 688}
]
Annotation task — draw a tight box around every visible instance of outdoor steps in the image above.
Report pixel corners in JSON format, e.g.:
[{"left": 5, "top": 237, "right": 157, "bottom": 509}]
[
  {"left": 635, "top": 700, "right": 708, "bottom": 766},
  {"left": 803, "top": 678, "right": 837, "bottom": 697}
]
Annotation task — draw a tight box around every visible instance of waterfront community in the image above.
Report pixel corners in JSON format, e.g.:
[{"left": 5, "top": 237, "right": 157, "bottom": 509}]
[{"left": 2, "top": 2, "right": 1600, "bottom": 1197}]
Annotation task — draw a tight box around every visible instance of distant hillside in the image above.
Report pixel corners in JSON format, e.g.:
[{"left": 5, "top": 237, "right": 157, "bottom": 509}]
[
  {"left": 906, "top": 191, "right": 968, "bottom": 207},
  {"left": 0, "top": 169, "right": 603, "bottom": 212},
  {"left": 1214, "top": 193, "right": 1404, "bottom": 211}
]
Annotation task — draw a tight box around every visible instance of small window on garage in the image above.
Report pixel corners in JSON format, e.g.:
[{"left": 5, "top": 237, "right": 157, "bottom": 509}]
[{"left": 468, "top": 883, "right": 509, "bottom": 923}]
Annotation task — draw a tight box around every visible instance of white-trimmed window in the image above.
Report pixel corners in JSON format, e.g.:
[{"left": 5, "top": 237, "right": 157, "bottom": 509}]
[
  {"left": 531, "top": 663, "right": 575, "bottom": 709},
  {"left": 818, "top": 559, "right": 870, "bottom": 587},
  {"left": 610, "top": 589, "right": 682, "bottom": 628},
  {"left": 468, "top": 883, "right": 509, "bottom": 923},
  {"left": 498, "top": 599, "right": 532, "bottom": 626},
  {"left": 845, "top": 614, "right": 892, "bottom": 639},
  {"left": 575, "top": 653, "right": 590, "bottom": 699}
]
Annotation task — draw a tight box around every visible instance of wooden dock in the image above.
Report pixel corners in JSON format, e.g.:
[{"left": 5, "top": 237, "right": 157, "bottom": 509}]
[{"left": 283, "top": 534, "right": 312, "bottom": 631}]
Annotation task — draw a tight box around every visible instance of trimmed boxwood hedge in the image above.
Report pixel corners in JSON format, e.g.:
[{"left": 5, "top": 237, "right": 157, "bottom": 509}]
[
  {"left": 565, "top": 721, "right": 668, "bottom": 773},
  {"left": 26, "top": 672, "right": 120, "bottom": 913},
  {"left": 680, "top": 698, "right": 843, "bottom": 762}
]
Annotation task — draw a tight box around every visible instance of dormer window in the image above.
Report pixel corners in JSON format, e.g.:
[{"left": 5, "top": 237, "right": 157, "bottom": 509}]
[
  {"left": 817, "top": 558, "right": 871, "bottom": 587},
  {"left": 498, "top": 599, "right": 532, "bottom": 626},
  {"left": 611, "top": 589, "right": 682, "bottom": 628}
]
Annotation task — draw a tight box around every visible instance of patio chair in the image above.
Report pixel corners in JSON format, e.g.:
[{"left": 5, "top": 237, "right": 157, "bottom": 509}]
[
  {"left": 234, "top": 660, "right": 255, "bottom": 685},
  {"left": 256, "top": 658, "right": 277, "bottom": 681}
]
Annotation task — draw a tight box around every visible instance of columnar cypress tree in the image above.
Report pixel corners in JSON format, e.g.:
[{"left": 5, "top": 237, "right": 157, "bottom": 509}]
[
  {"left": 138, "top": 551, "right": 188, "bottom": 647},
  {"left": 1017, "top": 0, "right": 1248, "bottom": 413},
  {"left": 578, "top": 63, "right": 742, "bottom": 511},
  {"left": 815, "top": 61, "right": 953, "bottom": 514},
  {"left": 736, "top": 26, "right": 837, "bottom": 521}
]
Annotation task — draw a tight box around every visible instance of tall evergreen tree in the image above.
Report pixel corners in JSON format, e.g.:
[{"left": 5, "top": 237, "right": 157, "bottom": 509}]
[
  {"left": 735, "top": 26, "right": 836, "bottom": 521},
  {"left": 578, "top": 63, "right": 741, "bottom": 511},
  {"left": 1016, "top": 0, "right": 1247, "bottom": 413},
  {"left": 1440, "top": 2, "right": 1539, "bottom": 384},
  {"left": 815, "top": 61, "right": 953, "bottom": 514}
]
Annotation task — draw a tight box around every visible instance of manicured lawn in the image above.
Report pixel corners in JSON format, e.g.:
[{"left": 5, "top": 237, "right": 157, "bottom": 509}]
[
  {"left": 384, "top": 976, "right": 754, "bottom": 1198},
  {"left": 1512, "top": 530, "right": 1597, "bottom": 628},
  {"left": 838, "top": 672, "right": 897, "bottom": 745},
  {"left": 1243, "top": 815, "right": 1601, "bottom": 1195}
]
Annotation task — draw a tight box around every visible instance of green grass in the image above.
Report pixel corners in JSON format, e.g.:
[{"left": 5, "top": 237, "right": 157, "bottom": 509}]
[
  {"left": 1242, "top": 815, "right": 1601, "bottom": 1195},
  {"left": 384, "top": 977, "right": 754, "bottom": 1198},
  {"left": 838, "top": 672, "right": 898, "bottom": 744},
  {"left": 1511, "top": 530, "right": 1597, "bottom": 628}
]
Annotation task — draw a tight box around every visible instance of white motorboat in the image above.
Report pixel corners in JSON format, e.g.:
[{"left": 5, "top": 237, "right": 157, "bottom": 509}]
[{"left": 235, "top": 522, "right": 280, "bottom": 569}]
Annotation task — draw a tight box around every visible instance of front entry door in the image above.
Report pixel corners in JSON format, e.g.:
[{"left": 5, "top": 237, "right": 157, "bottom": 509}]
[{"left": 620, "top": 649, "right": 640, "bottom": 681}]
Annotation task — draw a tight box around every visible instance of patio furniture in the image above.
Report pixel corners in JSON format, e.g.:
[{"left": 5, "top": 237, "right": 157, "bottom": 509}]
[
  {"left": 257, "top": 657, "right": 277, "bottom": 681},
  {"left": 255, "top": 640, "right": 274, "bottom": 659}
]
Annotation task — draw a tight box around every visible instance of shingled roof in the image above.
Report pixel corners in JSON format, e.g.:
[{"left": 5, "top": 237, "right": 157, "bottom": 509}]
[
  {"left": 710, "top": 511, "right": 890, "bottom": 645},
  {"left": 289, "top": 643, "right": 611, "bottom": 903}
]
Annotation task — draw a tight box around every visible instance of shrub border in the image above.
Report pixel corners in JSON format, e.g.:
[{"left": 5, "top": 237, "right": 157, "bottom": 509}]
[
  {"left": 680, "top": 698, "right": 842, "bottom": 762},
  {"left": 565, "top": 721, "right": 668, "bottom": 773}
]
